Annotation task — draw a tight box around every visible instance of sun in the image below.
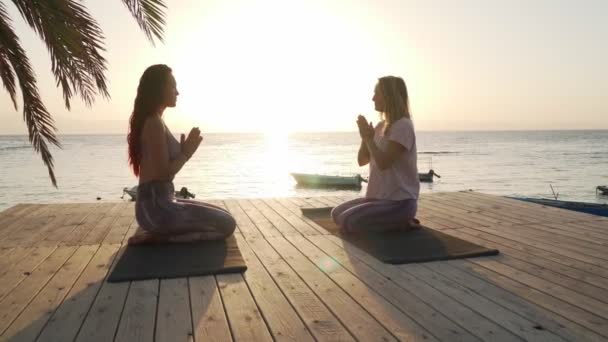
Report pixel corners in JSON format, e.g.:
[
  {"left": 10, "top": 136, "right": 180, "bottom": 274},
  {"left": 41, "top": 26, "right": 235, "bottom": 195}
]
[{"left": 169, "top": 0, "right": 391, "bottom": 134}]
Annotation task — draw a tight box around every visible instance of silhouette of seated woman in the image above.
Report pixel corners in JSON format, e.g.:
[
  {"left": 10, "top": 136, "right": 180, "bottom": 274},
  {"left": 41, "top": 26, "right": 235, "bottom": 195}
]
[
  {"left": 127, "top": 64, "right": 236, "bottom": 245},
  {"left": 332, "top": 76, "right": 421, "bottom": 233}
]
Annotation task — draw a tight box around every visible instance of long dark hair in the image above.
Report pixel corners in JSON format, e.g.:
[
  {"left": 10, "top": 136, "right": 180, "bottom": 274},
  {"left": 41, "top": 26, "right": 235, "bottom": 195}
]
[{"left": 127, "top": 64, "right": 173, "bottom": 176}]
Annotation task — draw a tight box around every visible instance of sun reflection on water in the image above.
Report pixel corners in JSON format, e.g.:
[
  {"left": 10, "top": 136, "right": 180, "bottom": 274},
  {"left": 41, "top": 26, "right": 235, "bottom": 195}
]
[{"left": 261, "top": 132, "right": 297, "bottom": 197}]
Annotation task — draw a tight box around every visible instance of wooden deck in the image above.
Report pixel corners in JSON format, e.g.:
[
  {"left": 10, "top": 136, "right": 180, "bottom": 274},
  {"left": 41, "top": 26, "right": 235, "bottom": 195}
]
[{"left": 0, "top": 192, "right": 607, "bottom": 341}]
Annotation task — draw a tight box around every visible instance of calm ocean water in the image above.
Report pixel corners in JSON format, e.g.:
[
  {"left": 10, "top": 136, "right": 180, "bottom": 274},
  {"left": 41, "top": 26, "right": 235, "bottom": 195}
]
[{"left": 1, "top": 131, "right": 607, "bottom": 211}]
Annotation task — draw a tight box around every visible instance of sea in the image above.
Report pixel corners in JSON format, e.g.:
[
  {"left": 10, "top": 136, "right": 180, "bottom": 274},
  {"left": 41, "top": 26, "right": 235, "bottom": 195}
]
[{"left": 1, "top": 130, "right": 607, "bottom": 212}]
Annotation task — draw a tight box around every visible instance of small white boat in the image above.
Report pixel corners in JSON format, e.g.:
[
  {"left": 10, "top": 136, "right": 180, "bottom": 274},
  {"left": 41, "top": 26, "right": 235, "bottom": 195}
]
[
  {"left": 121, "top": 186, "right": 196, "bottom": 201},
  {"left": 290, "top": 173, "right": 366, "bottom": 189},
  {"left": 291, "top": 169, "right": 441, "bottom": 189}
]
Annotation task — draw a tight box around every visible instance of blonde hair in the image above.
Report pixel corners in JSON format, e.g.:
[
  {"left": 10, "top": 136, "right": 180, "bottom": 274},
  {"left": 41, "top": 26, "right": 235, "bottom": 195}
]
[{"left": 377, "top": 76, "right": 410, "bottom": 134}]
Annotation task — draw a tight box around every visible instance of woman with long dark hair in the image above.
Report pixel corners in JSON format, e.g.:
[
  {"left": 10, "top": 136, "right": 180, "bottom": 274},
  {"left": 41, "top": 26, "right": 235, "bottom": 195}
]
[
  {"left": 127, "top": 64, "right": 236, "bottom": 244},
  {"left": 331, "top": 76, "right": 420, "bottom": 232}
]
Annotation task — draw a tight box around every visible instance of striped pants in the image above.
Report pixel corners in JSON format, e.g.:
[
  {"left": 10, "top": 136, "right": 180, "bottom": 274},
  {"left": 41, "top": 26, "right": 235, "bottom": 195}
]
[
  {"left": 135, "top": 181, "right": 236, "bottom": 240},
  {"left": 331, "top": 197, "right": 417, "bottom": 233}
]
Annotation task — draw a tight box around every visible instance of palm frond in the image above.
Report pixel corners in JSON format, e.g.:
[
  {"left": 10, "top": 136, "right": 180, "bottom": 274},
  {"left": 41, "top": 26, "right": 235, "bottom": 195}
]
[
  {"left": 0, "top": 50, "right": 17, "bottom": 109},
  {"left": 10, "top": 0, "right": 109, "bottom": 109},
  {"left": 0, "top": 2, "right": 60, "bottom": 186},
  {"left": 121, "top": 0, "right": 166, "bottom": 43}
]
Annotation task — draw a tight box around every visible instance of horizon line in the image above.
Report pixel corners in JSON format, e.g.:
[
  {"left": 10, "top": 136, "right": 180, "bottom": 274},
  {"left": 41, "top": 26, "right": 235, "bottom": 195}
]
[{"left": 1, "top": 128, "right": 608, "bottom": 136}]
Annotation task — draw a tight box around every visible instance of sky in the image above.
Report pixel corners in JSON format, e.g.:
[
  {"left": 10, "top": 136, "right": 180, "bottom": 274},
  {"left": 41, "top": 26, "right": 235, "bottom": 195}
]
[{"left": 0, "top": 0, "right": 607, "bottom": 135}]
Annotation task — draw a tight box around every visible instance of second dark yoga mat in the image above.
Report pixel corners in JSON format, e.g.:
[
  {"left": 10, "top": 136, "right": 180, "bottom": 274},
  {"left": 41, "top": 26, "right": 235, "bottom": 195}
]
[
  {"left": 302, "top": 207, "right": 499, "bottom": 264},
  {"left": 108, "top": 235, "right": 247, "bottom": 282}
]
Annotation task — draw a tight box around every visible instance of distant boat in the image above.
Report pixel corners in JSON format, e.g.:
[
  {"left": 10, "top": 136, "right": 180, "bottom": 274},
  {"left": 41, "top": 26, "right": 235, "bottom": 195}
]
[
  {"left": 597, "top": 185, "right": 608, "bottom": 196},
  {"left": 121, "top": 186, "right": 196, "bottom": 201},
  {"left": 290, "top": 169, "right": 441, "bottom": 189},
  {"left": 419, "top": 169, "right": 441, "bottom": 183},
  {"left": 510, "top": 197, "right": 608, "bottom": 218},
  {"left": 290, "top": 173, "right": 366, "bottom": 189}
]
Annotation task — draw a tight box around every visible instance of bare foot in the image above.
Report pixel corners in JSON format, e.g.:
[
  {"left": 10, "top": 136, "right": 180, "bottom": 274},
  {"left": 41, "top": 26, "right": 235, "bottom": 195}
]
[
  {"left": 408, "top": 218, "right": 423, "bottom": 230},
  {"left": 167, "top": 232, "right": 206, "bottom": 243},
  {"left": 127, "top": 231, "right": 169, "bottom": 245}
]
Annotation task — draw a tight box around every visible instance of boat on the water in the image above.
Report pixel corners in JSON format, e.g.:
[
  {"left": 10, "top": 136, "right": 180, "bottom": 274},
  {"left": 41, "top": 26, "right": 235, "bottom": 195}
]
[
  {"left": 419, "top": 169, "right": 441, "bottom": 183},
  {"left": 121, "top": 186, "right": 196, "bottom": 201},
  {"left": 290, "top": 173, "right": 366, "bottom": 189},
  {"left": 290, "top": 169, "right": 441, "bottom": 189},
  {"left": 510, "top": 197, "right": 608, "bottom": 217}
]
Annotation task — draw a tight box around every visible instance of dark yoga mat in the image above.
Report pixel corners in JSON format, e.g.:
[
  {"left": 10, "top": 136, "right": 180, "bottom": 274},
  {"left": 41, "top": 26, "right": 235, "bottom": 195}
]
[
  {"left": 302, "top": 207, "right": 499, "bottom": 264},
  {"left": 108, "top": 235, "right": 247, "bottom": 282}
]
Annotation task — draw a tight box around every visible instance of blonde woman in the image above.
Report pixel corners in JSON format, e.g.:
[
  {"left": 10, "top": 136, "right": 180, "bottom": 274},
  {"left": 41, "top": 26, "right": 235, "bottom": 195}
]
[{"left": 332, "top": 76, "right": 420, "bottom": 232}]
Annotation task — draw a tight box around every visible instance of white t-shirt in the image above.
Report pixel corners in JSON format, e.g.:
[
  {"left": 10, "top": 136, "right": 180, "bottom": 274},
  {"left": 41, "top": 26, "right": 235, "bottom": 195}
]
[{"left": 365, "top": 117, "right": 420, "bottom": 200}]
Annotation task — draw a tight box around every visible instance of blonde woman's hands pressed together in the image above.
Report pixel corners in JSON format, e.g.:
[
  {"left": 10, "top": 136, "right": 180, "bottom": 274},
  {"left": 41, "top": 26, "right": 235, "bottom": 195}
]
[{"left": 357, "top": 115, "right": 374, "bottom": 142}]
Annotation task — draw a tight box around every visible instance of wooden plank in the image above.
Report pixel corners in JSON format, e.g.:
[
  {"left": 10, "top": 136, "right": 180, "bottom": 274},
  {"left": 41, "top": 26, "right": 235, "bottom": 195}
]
[
  {"left": 435, "top": 193, "right": 561, "bottom": 224},
  {"left": 319, "top": 234, "right": 520, "bottom": 341},
  {"left": 249, "top": 199, "right": 299, "bottom": 236},
  {"left": 0, "top": 208, "right": 56, "bottom": 247},
  {"left": 35, "top": 204, "right": 101, "bottom": 247},
  {"left": 189, "top": 276, "right": 233, "bottom": 342},
  {"left": 102, "top": 216, "right": 136, "bottom": 245},
  {"left": 59, "top": 204, "right": 117, "bottom": 246},
  {"left": 450, "top": 260, "right": 608, "bottom": 338},
  {"left": 313, "top": 197, "right": 337, "bottom": 207},
  {"left": 0, "top": 205, "right": 31, "bottom": 232},
  {"left": 402, "top": 263, "right": 567, "bottom": 342},
  {"left": 517, "top": 222, "right": 608, "bottom": 245},
  {"left": 467, "top": 225, "right": 608, "bottom": 269},
  {"left": 416, "top": 200, "right": 489, "bottom": 229},
  {"left": 114, "top": 279, "right": 158, "bottom": 342},
  {"left": 273, "top": 198, "right": 329, "bottom": 235},
  {"left": 236, "top": 199, "right": 282, "bottom": 237},
  {"left": 0, "top": 246, "right": 76, "bottom": 334},
  {"left": 456, "top": 192, "right": 597, "bottom": 223},
  {"left": 286, "top": 235, "right": 437, "bottom": 342},
  {"left": 426, "top": 261, "right": 607, "bottom": 342},
  {"left": 1, "top": 245, "right": 99, "bottom": 341},
  {"left": 0, "top": 204, "right": 48, "bottom": 228},
  {"left": 425, "top": 197, "right": 527, "bottom": 227},
  {"left": 483, "top": 224, "right": 608, "bottom": 259},
  {"left": 303, "top": 197, "right": 331, "bottom": 208},
  {"left": 155, "top": 278, "right": 194, "bottom": 342},
  {"left": 0, "top": 246, "right": 40, "bottom": 279},
  {"left": 266, "top": 198, "right": 324, "bottom": 235},
  {"left": 459, "top": 192, "right": 604, "bottom": 223},
  {"left": 0, "top": 247, "right": 58, "bottom": 302},
  {"left": 547, "top": 220, "right": 608, "bottom": 237},
  {"left": 217, "top": 273, "right": 273, "bottom": 342},
  {"left": 36, "top": 244, "right": 121, "bottom": 342},
  {"left": 458, "top": 227, "right": 608, "bottom": 280},
  {"left": 469, "top": 257, "right": 608, "bottom": 319},
  {"left": 234, "top": 234, "right": 314, "bottom": 341},
  {"left": 245, "top": 237, "right": 354, "bottom": 341},
  {"left": 224, "top": 200, "right": 264, "bottom": 238},
  {"left": 445, "top": 229, "right": 608, "bottom": 291},
  {"left": 307, "top": 235, "right": 480, "bottom": 342},
  {"left": 424, "top": 195, "right": 530, "bottom": 226},
  {"left": 80, "top": 214, "right": 123, "bottom": 246},
  {"left": 74, "top": 247, "right": 130, "bottom": 342}
]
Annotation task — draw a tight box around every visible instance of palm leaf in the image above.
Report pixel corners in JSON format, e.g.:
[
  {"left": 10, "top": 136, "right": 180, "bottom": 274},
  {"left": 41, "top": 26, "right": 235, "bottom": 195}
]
[
  {"left": 10, "top": 0, "right": 109, "bottom": 109},
  {"left": 121, "top": 0, "right": 166, "bottom": 43},
  {"left": 1, "top": 0, "right": 167, "bottom": 187},
  {"left": 0, "top": 2, "right": 60, "bottom": 186},
  {"left": 0, "top": 50, "right": 17, "bottom": 109}
]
